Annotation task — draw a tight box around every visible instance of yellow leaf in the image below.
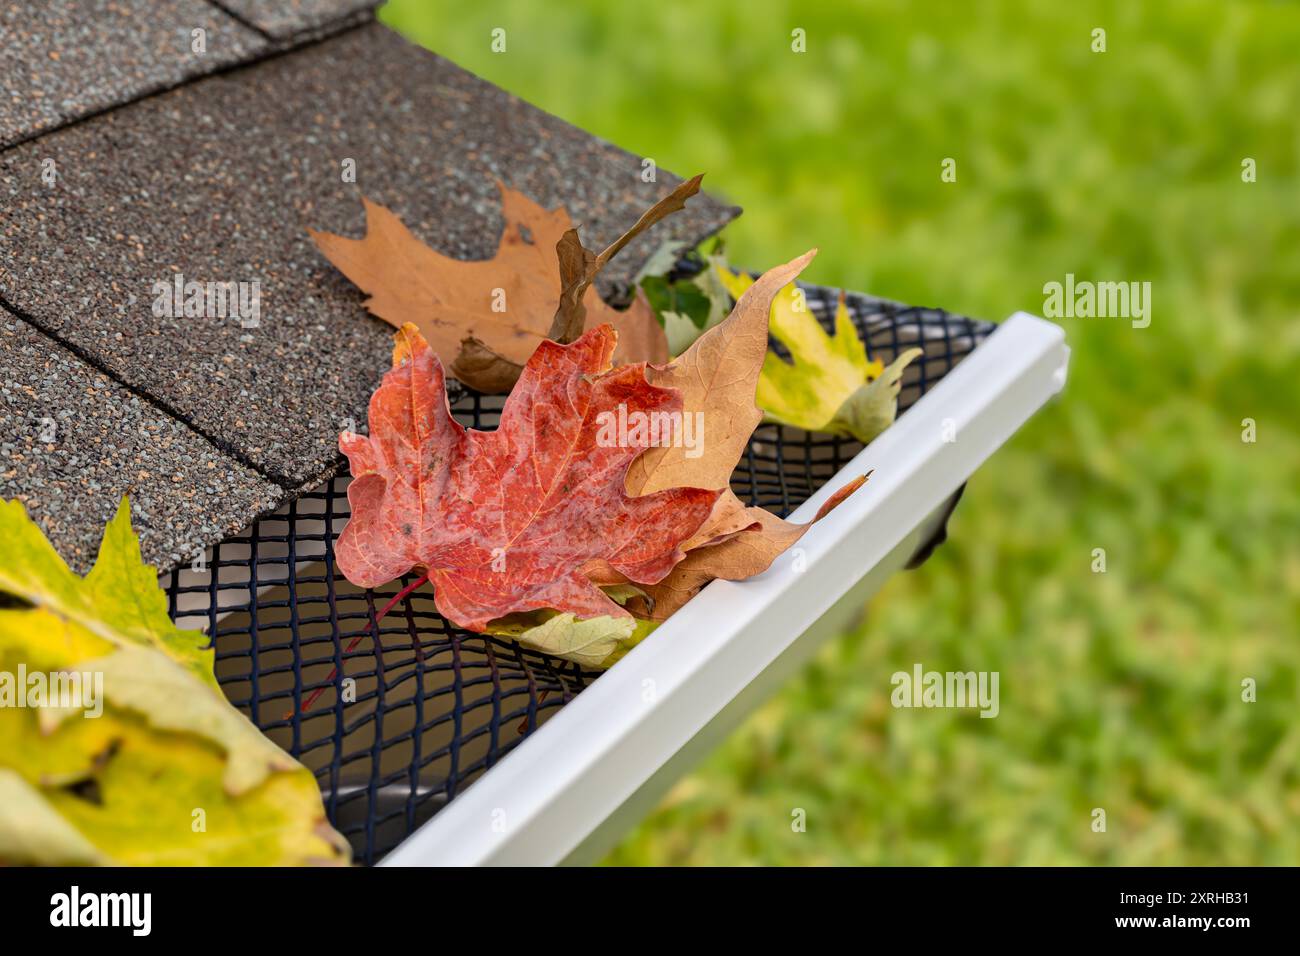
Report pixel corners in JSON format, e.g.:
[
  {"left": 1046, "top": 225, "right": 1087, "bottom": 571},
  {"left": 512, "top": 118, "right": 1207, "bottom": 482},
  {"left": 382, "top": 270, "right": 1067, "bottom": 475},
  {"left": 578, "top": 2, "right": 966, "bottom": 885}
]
[
  {"left": 827, "top": 347, "right": 925, "bottom": 444},
  {"left": 717, "top": 264, "right": 921, "bottom": 443},
  {"left": 0, "top": 499, "right": 350, "bottom": 866},
  {"left": 0, "top": 770, "right": 110, "bottom": 866},
  {"left": 0, "top": 498, "right": 215, "bottom": 689}
]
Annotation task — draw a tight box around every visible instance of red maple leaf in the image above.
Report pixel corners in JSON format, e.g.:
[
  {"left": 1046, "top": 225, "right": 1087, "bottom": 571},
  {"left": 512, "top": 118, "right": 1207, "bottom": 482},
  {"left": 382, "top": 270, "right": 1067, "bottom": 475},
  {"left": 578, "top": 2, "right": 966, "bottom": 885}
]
[{"left": 335, "top": 322, "right": 720, "bottom": 631}]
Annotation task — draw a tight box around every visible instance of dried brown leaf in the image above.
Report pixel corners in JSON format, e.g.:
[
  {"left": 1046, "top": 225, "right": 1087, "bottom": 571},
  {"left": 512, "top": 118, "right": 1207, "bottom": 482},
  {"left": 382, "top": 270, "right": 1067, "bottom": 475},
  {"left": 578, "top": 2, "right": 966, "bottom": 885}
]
[
  {"left": 632, "top": 474, "right": 869, "bottom": 620},
  {"left": 309, "top": 183, "right": 669, "bottom": 392}
]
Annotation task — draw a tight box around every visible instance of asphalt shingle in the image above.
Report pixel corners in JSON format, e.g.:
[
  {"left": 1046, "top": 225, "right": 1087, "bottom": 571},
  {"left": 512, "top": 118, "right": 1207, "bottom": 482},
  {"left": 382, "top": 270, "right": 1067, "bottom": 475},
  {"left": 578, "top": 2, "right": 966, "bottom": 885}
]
[
  {"left": 215, "top": 0, "right": 381, "bottom": 39},
  {"left": 0, "top": 312, "right": 283, "bottom": 574},
  {"left": 0, "top": 0, "right": 269, "bottom": 149},
  {"left": 0, "top": 23, "right": 739, "bottom": 487}
]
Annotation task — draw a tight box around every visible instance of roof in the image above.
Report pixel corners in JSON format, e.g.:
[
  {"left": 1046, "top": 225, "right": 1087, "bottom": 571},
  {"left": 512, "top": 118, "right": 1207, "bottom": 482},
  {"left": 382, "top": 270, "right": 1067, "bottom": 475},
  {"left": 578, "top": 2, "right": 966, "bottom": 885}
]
[
  {"left": 0, "top": 2, "right": 740, "bottom": 573},
  {"left": 0, "top": 310, "right": 283, "bottom": 571},
  {"left": 0, "top": 0, "right": 379, "bottom": 150}
]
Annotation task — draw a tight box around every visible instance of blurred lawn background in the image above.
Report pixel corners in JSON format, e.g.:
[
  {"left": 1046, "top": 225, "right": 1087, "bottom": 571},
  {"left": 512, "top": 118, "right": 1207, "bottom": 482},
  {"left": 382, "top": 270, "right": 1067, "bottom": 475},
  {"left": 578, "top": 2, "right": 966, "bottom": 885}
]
[{"left": 380, "top": 0, "right": 1300, "bottom": 864}]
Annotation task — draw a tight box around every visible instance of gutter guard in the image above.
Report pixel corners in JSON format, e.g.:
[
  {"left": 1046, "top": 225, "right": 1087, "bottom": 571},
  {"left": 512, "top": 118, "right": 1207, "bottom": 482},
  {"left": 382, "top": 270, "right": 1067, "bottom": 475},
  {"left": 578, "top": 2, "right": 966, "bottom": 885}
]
[{"left": 382, "top": 311, "right": 1069, "bottom": 865}]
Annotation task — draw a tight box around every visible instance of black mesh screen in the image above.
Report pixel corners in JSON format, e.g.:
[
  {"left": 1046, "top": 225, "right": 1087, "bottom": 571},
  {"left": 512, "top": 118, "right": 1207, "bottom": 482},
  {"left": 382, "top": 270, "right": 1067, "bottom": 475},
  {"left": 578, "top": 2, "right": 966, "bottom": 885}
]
[{"left": 162, "top": 281, "right": 994, "bottom": 864}]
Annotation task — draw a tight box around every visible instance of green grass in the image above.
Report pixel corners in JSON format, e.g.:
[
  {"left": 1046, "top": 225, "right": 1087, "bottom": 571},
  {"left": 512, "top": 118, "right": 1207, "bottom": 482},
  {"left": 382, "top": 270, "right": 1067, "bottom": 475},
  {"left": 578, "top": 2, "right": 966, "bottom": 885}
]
[{"left": 380, "top": 0, "right": 1300, "bottom": 864}]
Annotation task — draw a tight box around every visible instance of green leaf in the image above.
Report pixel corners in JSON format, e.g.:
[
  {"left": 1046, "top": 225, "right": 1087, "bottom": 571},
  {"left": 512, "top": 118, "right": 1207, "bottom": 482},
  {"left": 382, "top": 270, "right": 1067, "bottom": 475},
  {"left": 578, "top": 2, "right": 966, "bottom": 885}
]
[
  {"left": 673, "top": 282, "right": 714, "bottom": 328},
  {"left": 642, "top": 274, "right": 712, "bottom": 329},
  {"left": 639, "top": 251, "right": 733, "bottom": 355},
  {"left": 640, "top": 274, "right": 674, "bottom": 316},
  {"left": 0, "top": 498, "right": 350, "bottom": 866}
]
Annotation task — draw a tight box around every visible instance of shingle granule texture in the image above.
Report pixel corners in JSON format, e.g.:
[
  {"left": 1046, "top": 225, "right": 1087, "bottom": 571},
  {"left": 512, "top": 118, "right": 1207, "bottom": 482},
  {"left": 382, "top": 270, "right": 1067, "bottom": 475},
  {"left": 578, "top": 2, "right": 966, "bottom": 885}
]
[
  {"left": 0, "top": 313, "right": 283, "bottom": 574},
  {"left": 0, "top": 23, "right": 740, "bottom": 487},
  {"left": 0, "top": 0, "right": 269, "bottom": 149},
  {"left": 214, "top": 0, "right": 381, "bottom": 39}
]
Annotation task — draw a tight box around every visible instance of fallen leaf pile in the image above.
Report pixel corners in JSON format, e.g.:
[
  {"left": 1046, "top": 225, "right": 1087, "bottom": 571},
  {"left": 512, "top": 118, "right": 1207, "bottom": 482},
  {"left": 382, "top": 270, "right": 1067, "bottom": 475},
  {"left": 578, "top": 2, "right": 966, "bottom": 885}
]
[
  {"left": 0, "top": 499, "right": 350, "bottom": 866},
  {"left": 336, "top": 246, "right": 866, "bottom": 666},
  {"left": 312, "top": 174, "right": 901, "bottom": 666},
  {"left": 716, "top": 265, "right": 924, "bottom": 444},
  {"left": 310, "top": 178, "right": 704, "bottom": 393}
]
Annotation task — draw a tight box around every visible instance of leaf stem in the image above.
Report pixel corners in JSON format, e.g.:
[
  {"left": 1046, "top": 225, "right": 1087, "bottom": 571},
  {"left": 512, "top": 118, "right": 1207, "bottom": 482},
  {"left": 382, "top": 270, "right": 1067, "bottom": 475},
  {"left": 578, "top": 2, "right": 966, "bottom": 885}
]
[{"left": 295, "top": 572, "right": 431, "bottom": 716}]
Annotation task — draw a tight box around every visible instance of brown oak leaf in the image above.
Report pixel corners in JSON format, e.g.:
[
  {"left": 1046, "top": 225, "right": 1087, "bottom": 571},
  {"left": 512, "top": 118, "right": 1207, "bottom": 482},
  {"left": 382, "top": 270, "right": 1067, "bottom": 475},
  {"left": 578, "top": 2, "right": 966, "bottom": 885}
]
[
  {"left": 308, "top": 183, "right": 673, "bottom": 392},
  {"left": 334, "top": 322, "right": 720, "bottom": 632},
  {"left": 449, "top": 174, "right": 704, "bottom": 392}
]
